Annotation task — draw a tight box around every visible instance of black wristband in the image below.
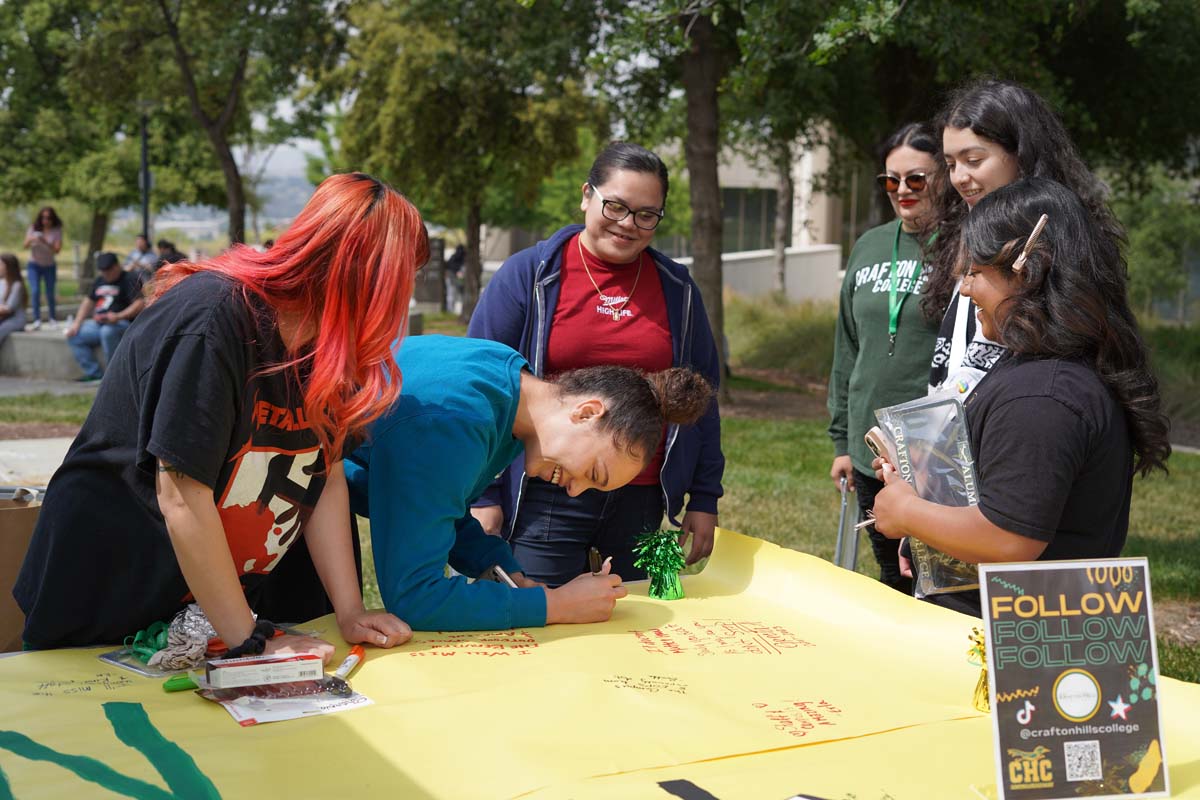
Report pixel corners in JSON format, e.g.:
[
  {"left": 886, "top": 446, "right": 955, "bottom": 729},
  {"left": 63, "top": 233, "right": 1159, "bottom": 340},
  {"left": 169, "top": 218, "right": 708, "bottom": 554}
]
[{"left": 221, "top": 618, "right": 277, "bottom": 659}]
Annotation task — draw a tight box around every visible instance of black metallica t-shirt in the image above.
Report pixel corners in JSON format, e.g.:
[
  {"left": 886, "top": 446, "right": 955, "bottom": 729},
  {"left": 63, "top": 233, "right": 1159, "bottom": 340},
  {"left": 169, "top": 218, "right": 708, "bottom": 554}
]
[{"left": 16, "top": 272, "right": 340, "bottom": 648}]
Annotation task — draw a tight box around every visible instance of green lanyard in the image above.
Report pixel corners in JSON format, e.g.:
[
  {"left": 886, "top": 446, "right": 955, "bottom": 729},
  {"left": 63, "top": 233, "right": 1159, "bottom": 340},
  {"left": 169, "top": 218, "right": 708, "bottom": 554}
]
[{"left": 887, "top": 220, "right": 935, "bottom": 356}]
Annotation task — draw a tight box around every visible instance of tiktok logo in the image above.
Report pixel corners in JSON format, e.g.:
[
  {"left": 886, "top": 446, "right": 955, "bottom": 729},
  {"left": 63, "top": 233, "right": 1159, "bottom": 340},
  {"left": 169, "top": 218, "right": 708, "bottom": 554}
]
[{"left": 1016, "top": 700, "right": 1036, "bottom": 725}]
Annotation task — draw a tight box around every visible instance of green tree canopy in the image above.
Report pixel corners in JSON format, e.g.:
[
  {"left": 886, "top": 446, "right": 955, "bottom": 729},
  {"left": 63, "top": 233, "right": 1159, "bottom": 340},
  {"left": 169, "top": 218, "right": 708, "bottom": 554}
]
[
  {"left": 331, "top": 0, "right": 604, "bottom": 318},
  {"left": 0, "top": 0, "right": 224, "bottom": 276}
]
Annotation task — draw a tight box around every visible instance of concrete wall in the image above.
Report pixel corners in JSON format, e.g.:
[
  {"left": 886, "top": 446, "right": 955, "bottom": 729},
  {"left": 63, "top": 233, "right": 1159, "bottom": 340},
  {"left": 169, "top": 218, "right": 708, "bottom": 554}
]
[
  {"left": 482, "top": 245, "right": 843, "bottom": 303},
  {"left": 0, "top": 330, "right": 102, "bottom": 381},
  {"left": 0, "top": 315, "right": 426, "bottom": 380},
  {"left": 674, "top": 244, "right": 843, "bottom": 303}
]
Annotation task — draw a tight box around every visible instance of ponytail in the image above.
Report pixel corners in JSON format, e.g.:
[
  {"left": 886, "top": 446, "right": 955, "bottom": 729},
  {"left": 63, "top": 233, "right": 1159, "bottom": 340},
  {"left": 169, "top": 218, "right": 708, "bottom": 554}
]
[{"left": 553, "top": 366, "right": 713, "bottom": 462}]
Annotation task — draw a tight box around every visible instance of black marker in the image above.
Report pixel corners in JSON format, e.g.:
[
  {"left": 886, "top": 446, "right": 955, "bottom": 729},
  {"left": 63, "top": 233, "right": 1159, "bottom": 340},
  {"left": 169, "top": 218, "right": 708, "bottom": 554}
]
[{"left": 588, "top": 547, "right": 602, "bottom": 575}]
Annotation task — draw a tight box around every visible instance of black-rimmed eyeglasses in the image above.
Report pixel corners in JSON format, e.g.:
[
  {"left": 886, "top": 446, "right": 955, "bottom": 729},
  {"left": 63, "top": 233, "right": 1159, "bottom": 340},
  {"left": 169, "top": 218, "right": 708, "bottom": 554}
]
[
  {"left": 589, "top": 184, "right": 665, "bottom": 230},
  {"left": 876, "top": 173, "right": 928, "bottom": 193}
]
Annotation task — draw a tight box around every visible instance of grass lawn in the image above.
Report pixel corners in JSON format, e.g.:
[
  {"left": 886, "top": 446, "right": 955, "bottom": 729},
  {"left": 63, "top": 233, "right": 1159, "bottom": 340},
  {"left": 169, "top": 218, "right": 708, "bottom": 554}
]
[
  {"left": 419, "top": 311, "right": 469, "bottom": 337},
  {"left": 0, "top": 393, "right": 96, "bottom": 424}
]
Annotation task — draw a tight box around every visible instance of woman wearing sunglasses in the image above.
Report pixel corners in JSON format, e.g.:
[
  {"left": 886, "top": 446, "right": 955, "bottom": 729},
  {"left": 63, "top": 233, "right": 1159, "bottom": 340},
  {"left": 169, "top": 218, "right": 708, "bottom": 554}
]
[
  {"left": 828, "top": 122, "right": 949, "bottom": 594},
  {"left": 871, "top": 178, "right": 1170, "bottom": 617},
  {"left": 925, "top": 79, "right": 1123, "bottom": 398},
  {"left": 468, "top": 141, "right": 723, "bottom": 587}
]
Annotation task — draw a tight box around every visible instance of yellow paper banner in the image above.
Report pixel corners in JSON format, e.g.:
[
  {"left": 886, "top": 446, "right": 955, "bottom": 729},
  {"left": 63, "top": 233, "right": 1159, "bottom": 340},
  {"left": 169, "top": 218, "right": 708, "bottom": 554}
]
[{"left": 0, "top": 529, "right": 1196, "bottom": 799}]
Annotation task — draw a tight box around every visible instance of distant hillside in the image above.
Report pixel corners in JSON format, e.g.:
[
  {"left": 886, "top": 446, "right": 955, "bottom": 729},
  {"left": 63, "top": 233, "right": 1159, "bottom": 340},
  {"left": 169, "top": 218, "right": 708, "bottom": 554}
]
[{"left": 258, "top": 175, "right": 315, "bottom": 222}]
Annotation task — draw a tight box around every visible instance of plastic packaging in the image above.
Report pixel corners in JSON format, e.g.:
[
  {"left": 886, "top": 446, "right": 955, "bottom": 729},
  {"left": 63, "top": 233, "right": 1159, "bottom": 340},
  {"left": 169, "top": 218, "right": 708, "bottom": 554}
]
[{"left": 873, "top": 395, "right": 980, "bottom": 598}]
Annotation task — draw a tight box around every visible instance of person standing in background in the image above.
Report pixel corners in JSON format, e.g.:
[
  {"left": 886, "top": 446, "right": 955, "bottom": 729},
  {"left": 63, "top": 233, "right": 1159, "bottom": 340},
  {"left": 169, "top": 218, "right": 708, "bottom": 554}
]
[
  {"left": 445, "top": 244, "right": 465, "bottom": 314},
  {"left": 22, "top": 206, "right": 62, "bottom": 330},
  {"left": 156, "top": 239, "right": 186, "bottom": 269},
  {"left": 827, "top": 122, "right": 949, "bottom": 594}
]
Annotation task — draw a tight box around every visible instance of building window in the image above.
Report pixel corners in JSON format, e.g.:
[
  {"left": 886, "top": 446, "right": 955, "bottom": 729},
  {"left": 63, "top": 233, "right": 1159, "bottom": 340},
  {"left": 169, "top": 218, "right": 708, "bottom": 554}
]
[
  {"left": 722, "top": 187, "right": 787, "bottom": 252},
  {"left": 651, "top": 187, "right": 792, "bottom": 259}
]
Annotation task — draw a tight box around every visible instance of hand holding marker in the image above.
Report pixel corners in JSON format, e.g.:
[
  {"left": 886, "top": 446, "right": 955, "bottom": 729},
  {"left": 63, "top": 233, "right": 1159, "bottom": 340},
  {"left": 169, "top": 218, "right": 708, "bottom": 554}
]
[{"left": 589, "top": 546, "right": 612, "bottom": 576}]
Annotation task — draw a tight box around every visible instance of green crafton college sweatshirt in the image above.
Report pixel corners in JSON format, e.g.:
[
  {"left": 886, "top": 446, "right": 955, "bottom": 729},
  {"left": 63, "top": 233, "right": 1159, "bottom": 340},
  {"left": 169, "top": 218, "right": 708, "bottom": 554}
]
[{"left": 827, "top": 220, "right": 940, "bottom": 474}]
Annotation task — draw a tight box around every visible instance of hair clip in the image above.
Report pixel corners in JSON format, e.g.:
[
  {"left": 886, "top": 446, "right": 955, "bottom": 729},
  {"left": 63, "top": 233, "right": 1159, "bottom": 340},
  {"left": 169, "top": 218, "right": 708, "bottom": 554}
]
[{"left": 1012, "top": 213, "right": 1049, "bottom": 273}]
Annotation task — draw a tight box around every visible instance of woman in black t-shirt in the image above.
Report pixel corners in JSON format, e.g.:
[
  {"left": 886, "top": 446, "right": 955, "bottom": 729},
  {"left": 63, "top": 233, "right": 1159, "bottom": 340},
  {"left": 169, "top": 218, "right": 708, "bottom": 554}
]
[
  {"left": 869, "top": 178, "right": 1170, "bottom": 617},
  {"left": 16, "top": 173, "right": 427, "bottom": 658}
]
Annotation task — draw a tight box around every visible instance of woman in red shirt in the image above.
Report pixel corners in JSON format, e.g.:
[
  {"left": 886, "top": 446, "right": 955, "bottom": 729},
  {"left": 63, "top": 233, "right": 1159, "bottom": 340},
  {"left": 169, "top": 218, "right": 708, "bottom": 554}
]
[{"left": 468, "top": 142, "right": 724, "bottom": 587}]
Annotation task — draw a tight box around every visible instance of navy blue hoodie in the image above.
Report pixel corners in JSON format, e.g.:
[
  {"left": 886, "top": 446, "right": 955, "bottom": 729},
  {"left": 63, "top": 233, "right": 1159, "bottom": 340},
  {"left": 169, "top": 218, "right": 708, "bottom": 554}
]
[{"left": 467, "top": 224, "right": 724, "bottom": 535}]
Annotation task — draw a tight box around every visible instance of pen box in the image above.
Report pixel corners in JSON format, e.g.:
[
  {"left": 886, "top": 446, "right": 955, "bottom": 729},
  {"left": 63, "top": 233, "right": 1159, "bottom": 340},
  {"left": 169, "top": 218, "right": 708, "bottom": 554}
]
[{"left": 204, "top": 653, "right": 324, "bottom": 689}]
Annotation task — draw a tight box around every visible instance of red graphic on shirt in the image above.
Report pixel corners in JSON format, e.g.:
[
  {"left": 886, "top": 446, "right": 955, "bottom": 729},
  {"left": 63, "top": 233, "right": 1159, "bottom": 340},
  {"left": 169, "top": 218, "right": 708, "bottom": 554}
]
[
  {"left": 251, "top": 399, "right": 311, "bottom": 432},
  {"left": 93, "top": 284, "right": 122, "bottom": 314},
  {"left": 216, "top": 442, "right": 325, "bottom": 575}
]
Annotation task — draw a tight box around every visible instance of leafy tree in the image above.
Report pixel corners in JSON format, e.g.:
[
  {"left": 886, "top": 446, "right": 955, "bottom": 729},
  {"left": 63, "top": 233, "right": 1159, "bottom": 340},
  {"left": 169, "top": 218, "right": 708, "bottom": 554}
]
[
  {"left": 599, "top": 1, "right": 744, "bottom": 388},
  {"left": 728, "top": 1, "right": 839, "bottom": 291},
  {"left": 1112, "top": 169, "right": 1200, "bottom": 322},
  {"left": 331, "top": 0, "right": 603, "bottom": 320},
  {"left": 0, "top": 0, "right": 223, "bottom": 281},
  {"left": 70, "top": 0, "right": 343, "bottom": 245},
  {"left": 727, "top": 0, "right": 1200, "bottom": 308},
  {"left": 760, "top": 0, "right": 1200, "bottom": 178},
  {"left": 304, "top": 110, "right": 354, "bottom": 189}
]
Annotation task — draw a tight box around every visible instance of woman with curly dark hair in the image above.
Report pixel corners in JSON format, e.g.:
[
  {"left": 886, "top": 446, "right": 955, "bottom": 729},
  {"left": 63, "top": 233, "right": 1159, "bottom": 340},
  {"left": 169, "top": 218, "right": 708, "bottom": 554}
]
[
  {"left": 925, "top": 79, "right": 1123, "bottom": 397},
  {"left": 346, "top": 335, "right": 714, "bottom": 631},
  {"left": 871, "top": 178, "right": 1170, "bottom": 617}
]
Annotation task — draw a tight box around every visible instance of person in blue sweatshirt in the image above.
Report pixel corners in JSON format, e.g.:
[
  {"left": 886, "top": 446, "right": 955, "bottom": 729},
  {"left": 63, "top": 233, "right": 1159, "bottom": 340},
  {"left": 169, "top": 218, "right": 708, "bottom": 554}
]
[{"left": 345, "top": 335, "right": 713, "bottom": 631}]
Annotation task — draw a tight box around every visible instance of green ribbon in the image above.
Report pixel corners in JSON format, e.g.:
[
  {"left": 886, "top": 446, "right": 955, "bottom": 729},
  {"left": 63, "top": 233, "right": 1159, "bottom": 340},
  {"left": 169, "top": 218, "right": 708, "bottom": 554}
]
[
  {"left": 124, "top": 621, "right": 170, "bottom": 664},
  {"left": 887, "top": 221, "right": 937, "bottom": 356}
]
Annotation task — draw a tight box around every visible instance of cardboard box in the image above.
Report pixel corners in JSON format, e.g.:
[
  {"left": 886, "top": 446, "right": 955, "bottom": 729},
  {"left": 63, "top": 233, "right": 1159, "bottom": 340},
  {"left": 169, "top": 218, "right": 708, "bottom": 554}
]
[{"left": 0, "top": 495, "right": 41, "bottom": 652}]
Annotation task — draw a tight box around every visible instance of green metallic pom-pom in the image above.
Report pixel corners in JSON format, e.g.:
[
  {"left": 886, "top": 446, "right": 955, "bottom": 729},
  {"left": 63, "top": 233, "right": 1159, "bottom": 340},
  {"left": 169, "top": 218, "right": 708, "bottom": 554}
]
[{"left": 633, "top": 529, "right": 686, "bottom": 600}]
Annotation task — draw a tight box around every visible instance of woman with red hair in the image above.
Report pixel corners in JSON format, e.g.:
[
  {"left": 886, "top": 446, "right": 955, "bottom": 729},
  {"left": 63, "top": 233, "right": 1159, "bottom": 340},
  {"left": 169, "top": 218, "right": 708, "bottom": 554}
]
[{"left": 16, "top": 173, "right": 424, "bottom": 661}]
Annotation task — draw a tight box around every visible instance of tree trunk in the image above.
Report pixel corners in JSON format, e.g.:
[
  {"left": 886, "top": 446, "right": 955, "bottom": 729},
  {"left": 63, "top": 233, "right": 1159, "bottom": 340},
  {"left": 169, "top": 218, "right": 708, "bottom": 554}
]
[
  {"left": 154, "top": 1, "right": 248, "bottom": 246},
  {"left": 211, "top": 138, "right": 246, "bottom": 245},
  {"left": 461, "top": 201, "right": 483, "bottom": 323},
  {"left": 773, "top": 139, "right": 793, "bottom": 295},
  {"left": 680, "top": 13, "right": 729, "bottom": 395},
  {"left": 80, "top": 209, "right": 109, "bottom": 293}
]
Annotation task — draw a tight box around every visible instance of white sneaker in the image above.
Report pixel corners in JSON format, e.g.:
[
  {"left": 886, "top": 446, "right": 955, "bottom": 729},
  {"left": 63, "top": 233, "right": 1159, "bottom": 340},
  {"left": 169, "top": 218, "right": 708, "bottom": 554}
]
[
  {"left": 27, "top": 320, "right": 41, "bottom": 331},
  {"left": 45, "top": 319, "right": 57, "bottom": 330}
]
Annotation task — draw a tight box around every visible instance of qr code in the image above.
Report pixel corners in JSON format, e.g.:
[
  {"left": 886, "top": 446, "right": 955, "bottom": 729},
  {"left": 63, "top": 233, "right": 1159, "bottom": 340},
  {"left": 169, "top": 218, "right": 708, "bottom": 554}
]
[{"left": 1064, "top": 740, "right": 1102, "bottom": 781}]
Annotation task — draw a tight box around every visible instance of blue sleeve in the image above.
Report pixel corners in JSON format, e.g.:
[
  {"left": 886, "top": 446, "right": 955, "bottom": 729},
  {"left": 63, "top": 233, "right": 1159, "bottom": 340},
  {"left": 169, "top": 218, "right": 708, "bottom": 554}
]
[
  {"left": 466, "top": 249, "right": 535, "bottom": 508},
  {"left": 684, "top": 281, "right": 725, "bottom": 514},
  {"left": 447, "top": 512, "right": 524, "bottom": 578},
  {"left": 365, "top": 418, "right": 546, "bottom": 631},
  {"left": 344, "top": 452, "right": 369, "bottom": 517}
]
